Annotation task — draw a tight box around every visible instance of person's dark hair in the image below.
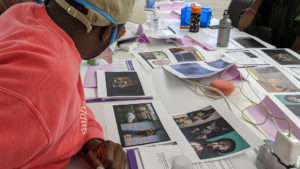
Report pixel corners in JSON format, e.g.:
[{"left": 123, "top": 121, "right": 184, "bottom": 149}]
[
  {"left": 284, "top": 95, "right": 300, "bottom": 103},
  {"left": 44, "top": 0, "right": 51, "bottom": 5},
  {"left": 212, "top": 138, "right": 236, "bottom": 154}
]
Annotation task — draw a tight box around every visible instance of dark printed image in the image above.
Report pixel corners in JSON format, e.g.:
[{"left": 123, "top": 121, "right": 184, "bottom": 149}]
[
  {"left": 180, "top": 118, "right": 234, "bottom": 140},
  {"left": 105, "top": 72, "right": 145, "bottom": 97},
  {"left": 173, "top": 106, "right": 250, "bottom": 160},
  {"left": 248, "top": 67, "right": 300, "bottom": 93},
  {"left": 275, "top": 94, "right": 300, "bottom": 117},
  {"left": 169, "top": 47, "right": 204, "bottom": 62},
  {"left": 262, "top": 49, "right": 300, "bottom": 65},
  {"left": 139, "top": 51, "right": 171, "bottom": 68},
  {"left": 244, "top": 51, "right": 258, "bottom": 58},
  {"left": 170, "top": 63, "right": 214, "bottom": 77},
  {"left": 114, "top": 103, "right": 170, "bottom": 147},
  {"left": 234, "top": 37, "right": 267, "bottom": 48}
]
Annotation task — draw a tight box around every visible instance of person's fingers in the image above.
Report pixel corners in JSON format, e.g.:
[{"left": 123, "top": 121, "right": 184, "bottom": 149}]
[
  {"left": 110, "top": 143, "right": 127, "bottom": 169},
  {"left": 85, "top": 150, "right": 105, "bottom": 169},
  {"left": 98, "top": 140, "right": 117, "bottom": 168}
]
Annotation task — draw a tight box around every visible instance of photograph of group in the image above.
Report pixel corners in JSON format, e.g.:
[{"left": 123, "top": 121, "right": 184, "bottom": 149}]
[{"left": 173, "top": 106, "right": 250, "bottom": 160}]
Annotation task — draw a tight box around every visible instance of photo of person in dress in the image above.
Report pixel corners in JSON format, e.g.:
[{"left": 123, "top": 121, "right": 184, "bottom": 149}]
[
  {"left": 169, "top": 47, "right": 204, "bottom": 62},
  {"left": 105, "top": 72, "right": 145, "bottom": 96},
  {"left": 275, "top": 94, "right": 300, "bottom": 118},
  {"left": 262, "top": 49, "right": 300, "bottom": 65},
  {"left": 114, "top": 103, "right": 170, "bottom": 147},
  {"left": 248, "top": 67, "right": 300, "bottom": 92}
]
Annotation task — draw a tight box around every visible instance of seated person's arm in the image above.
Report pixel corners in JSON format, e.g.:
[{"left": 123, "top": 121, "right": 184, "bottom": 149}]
[
  {"left": 291, "top": 36, "right": 300, "bottom": 53},
  {"left": 238, "top": 0, "right": 264, "bottom": 31}
]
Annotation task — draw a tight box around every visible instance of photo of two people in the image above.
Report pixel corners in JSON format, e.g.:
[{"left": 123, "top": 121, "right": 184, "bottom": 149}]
[
  {"left": 173, "top": 106, "right": 250, "bottom": 160},
  {"left": 113, "top": 103, "right": 170, "bottom": 147}
]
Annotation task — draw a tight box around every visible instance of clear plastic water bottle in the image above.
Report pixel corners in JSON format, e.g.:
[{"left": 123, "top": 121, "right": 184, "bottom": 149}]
[
  {"left": 217, "top": 10, "right": 231, "bottom": 47},
  {"left": 151, "top": 7, "right": 159, "bottom": 32}
]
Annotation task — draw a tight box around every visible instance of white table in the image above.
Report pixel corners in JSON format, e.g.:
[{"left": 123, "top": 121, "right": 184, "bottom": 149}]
[{"left": 69, "top": 10, "right": 275, "bottom": 169}]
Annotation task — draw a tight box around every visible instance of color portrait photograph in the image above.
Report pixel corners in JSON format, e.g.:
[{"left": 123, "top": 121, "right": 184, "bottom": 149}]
[
  {"left": 248, "top": 67, "right": 300, "bottom": 93},
  {"left": 169, "top": 47, "right": 204, "bottom": 62},
  {"left": 261, "top": 49, "right": 300, "bottom": 65},
  {"left": 275, "top": 94, "right": 300, "bottom": 118},
  {"left": 105, "top": 72, "right": 145, "bottom": 97},
  {"left": 139, "top": 51, "right": 171, "bottom": 68},
  {"left": 173, "top": 106, "right": 250, "bottom": 160},
  {"left": 233, "top": 37, "right": 267, "bottom": 48},
  {"left": 114, "top": 103, "right": 170, "bottom": 147}
]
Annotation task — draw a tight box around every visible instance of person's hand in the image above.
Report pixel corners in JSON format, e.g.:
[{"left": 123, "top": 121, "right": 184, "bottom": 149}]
[
  {"left": 238, "top": 9, "right": 256, "bottom": 31},
  {"left": 82, "top": 139, "right": 127, "bottom": 169}
]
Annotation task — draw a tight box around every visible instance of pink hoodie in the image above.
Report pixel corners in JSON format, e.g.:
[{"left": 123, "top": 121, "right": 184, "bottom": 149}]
[{"left": 0, "top": 3, "right": 104, "bottom": 169}]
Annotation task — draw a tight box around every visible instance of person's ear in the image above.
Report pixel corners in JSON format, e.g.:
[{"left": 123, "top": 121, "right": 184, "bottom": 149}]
[{"left": 100, "top": 25, "right": 116, "bottom": 43}]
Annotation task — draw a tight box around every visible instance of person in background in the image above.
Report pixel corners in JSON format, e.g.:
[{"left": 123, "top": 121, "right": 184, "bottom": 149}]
[
  {"left": 238, "top": 0, "right": 300, "bottom": 53},
  {"left": 0, "top": 0, "right": 43, "bottom": 14},
  {"left": 0, "top": 0, "right": 146, "bottom": 168}
]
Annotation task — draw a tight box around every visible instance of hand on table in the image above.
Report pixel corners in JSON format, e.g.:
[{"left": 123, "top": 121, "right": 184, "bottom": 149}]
[{"left": 82, "top": 139, "right": 127, "bottom": 169}]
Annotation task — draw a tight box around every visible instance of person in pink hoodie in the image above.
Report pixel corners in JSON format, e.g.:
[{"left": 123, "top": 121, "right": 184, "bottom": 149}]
[{"left": 0, "top": 0, "right": 146, "bottom": 168}]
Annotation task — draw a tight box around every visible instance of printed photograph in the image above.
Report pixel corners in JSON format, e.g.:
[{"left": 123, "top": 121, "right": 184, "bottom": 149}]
[
  {"left": 173, "top": 106, "right": 250, "bottom": 160},
  {"left": 113, "top": 103, "right": 170, "bottom": 147},
  {"left": 261, "top": 49, "right": 300, "bottom": 65},
  {"left": 207, "top": 60, "right": 231, "bottom": 69},
  {"left": 169, "top": 47, "right": 204, "bottom": 62},
  {"left": 275, "top": 94, "right": 300, "bottom": 118},
  {"left": 226, "top": 50, "right": 258, "bottom": 59},
  {"left": 139, "top": 51, "right": 171, "bottom": 68},
  {"left": 105, "top": 72, "right": 145, "bottom": 97},
  {"left": 248, "top": 67, "right": 300, "bottom": 93},
  {"left": 170, "top": 63, "right": 214, "bottom": 77},
  {"left": 233, "top": 37, "right": 266, "bottom": 48}
]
